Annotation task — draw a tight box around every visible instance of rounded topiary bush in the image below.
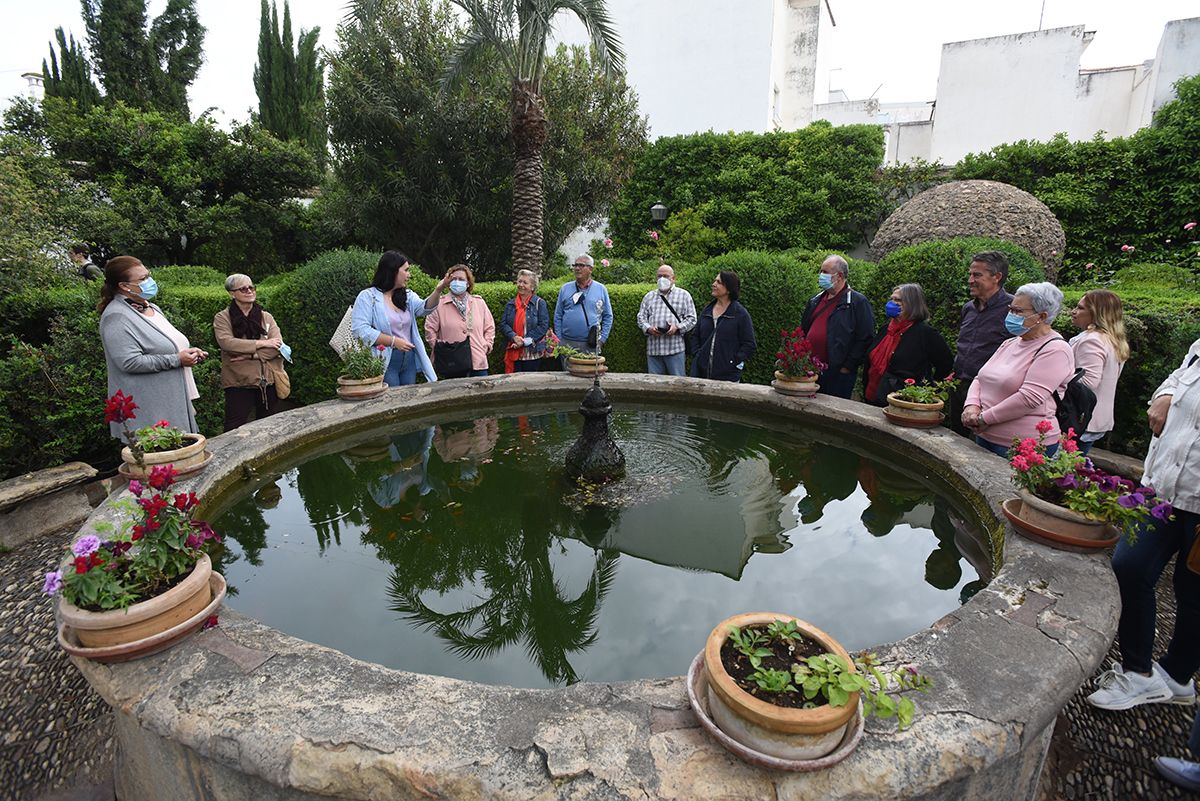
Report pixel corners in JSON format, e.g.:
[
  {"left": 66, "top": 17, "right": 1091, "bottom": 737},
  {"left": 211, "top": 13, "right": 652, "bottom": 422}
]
[{"left": 871, "top": 238, "right": 1043, "bottom": 347}]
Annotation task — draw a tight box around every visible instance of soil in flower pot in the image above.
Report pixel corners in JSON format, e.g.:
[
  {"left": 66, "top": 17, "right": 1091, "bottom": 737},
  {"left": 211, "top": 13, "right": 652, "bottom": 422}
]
[{"left": 720, "top": 627, "right": 829, "bottom": 708}]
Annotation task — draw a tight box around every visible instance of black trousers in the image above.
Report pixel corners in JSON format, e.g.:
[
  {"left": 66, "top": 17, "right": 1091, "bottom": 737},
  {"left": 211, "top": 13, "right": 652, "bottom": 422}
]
[{"left": 224, "top": 385, "right": 278, "bottom": 432}]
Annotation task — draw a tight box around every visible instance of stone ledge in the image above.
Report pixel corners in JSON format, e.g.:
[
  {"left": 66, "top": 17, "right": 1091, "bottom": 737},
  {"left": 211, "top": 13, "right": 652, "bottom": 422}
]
[
  {"left": 65, "top": 374, "right": 1120, "bottom": 801},
  {"left": 0, "top": 462, "right": 97, "bottom": 513}
]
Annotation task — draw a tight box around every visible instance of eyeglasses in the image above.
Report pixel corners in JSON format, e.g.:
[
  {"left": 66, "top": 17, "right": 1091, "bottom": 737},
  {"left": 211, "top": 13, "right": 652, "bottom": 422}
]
[
  {"left": 234, "top": 285, "right": 256, "bottom": 293},
  {"left": 572, "top": 263, "right": 590, "bottom": 269},
  {"left": 1006, "top": 306, "right": 1032, "bottom": 315}
]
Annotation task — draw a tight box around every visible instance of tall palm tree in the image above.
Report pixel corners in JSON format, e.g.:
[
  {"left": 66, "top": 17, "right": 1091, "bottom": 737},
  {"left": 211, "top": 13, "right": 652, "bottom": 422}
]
[{"left": 443, "top": 0, "right": 625, "bottom": 275}]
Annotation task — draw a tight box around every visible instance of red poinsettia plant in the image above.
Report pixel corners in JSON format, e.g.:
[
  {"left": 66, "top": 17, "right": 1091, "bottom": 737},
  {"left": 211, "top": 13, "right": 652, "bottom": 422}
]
[
  {"left": 41, "top": 396, "right": 222, "bottom": 611},
  {"left": 775, "top": 327, "right": 826, "bottom": 379}
]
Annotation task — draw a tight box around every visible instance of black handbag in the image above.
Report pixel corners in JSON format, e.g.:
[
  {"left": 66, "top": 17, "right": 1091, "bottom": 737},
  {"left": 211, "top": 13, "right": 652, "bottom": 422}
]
[{"left": 434, "top": 338, "right": 472, "bottom": 378}]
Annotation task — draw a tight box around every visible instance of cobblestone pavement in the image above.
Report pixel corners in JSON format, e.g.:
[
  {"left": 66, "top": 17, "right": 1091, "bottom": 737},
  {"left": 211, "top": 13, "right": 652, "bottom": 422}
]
[
  {"left": 1, "top": 523, "right": 1195, "bottom": 800},
  {"left": 0, "top": 529, "right": 114, "bottom": 801}
]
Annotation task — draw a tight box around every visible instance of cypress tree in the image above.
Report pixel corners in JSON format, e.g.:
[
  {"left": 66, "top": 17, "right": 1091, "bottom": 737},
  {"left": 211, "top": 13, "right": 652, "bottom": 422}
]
[
  {"left": 43, "top": 27, "right": 102, "bottom": 110},
  {"left": 253, "top": 0, "right": 326, "bottom": 167}
]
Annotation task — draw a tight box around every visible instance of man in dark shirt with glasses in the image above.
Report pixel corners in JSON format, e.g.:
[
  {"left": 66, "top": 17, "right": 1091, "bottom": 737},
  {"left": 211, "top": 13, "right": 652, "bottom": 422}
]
[{"left": 949, "top": 251, "right": 1014, "bottom": 436}]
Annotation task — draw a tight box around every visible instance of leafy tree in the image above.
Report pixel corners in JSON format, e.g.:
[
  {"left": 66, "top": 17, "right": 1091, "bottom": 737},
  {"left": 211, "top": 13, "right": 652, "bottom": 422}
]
[
  {"left": 442, "top": 0, "right": 626, "bottom": 276},
  {"left": 4, "top": 97, "right": 320, "bottom": 272},
  {"left": 254, "top": 0, "right": 327, "bottom": 167},
  {"left": 80, "top": 0, "right": 205, "bottom": 117},
  {"left": 325, "top": 0, "right": 644, "bottom": 279},
  {"left": 42, "top": 27, "right": 102, "bottom": 111}
]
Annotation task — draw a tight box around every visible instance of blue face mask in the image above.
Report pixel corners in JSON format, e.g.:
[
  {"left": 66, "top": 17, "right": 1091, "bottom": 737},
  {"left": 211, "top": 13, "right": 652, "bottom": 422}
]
[
  {"left": 449, "top": 279, "right": 468, "bottom": 296},
  {"left": 817, "top": 273, "right": 834, "bottom": 290},
  {"left": 884, "top": 301, "right": 902, "bottom": 319},
  {"left": 279, "top": 343, "right": 293, "bottom": 363},
  {"left": 1004, "top": 312, "right": 1029, "bottom": 336},
  {"left": 136, "top": 276, "right": 158, "bottom": 300}
]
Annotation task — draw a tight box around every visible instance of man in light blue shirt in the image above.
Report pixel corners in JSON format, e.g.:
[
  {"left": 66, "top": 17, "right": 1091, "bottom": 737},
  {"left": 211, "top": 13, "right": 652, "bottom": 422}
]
[{"left": 554, "top": 255, "right": 613, "bottom": 365}]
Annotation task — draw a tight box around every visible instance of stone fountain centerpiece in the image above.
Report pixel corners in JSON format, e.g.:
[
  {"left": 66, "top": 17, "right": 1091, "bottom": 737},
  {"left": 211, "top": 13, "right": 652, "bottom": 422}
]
[{"left": 564, "top": 321, "right": 625, "bottom": 483}]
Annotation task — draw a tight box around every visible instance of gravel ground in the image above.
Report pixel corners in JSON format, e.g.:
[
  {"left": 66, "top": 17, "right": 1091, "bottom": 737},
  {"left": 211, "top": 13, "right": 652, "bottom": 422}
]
[
  {"left": 0, "top": 523, "right": 1194, "bottom": 801},
  {"left": 0, "top": 530, "right": 114, "bottom": 801}
]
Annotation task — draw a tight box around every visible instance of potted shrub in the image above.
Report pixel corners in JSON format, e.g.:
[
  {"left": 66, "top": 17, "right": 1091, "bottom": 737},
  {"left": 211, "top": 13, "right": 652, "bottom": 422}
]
[
  {"left": 42, "top": 462, "right": 225, "bottom": 660},
  {"left": 701, "top": 612, "right": 931, "bottom": 761},
  {"left": 106, "top": 391, "right": 210, "bottom": 479},
  {"left": 884, "top": 374, "right": 960, "bottom": 428},
  {"left": 337, "top": 340, "right": 387, "bottom": 400},
  {"left": 771, "top": 328, "right": 825, "bottom": 397},
  {"left": 549, "top": 332, "right": 606, "bottom": 378},
  {"left": 1002, "top": 423, "right": 1172, "bottom": 550}
]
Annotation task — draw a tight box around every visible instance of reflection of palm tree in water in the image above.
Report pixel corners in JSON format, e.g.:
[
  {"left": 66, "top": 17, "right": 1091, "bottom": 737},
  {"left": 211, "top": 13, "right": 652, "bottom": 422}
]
[{"left": 386, "top": 497, "right": 619, "bottom": 686}]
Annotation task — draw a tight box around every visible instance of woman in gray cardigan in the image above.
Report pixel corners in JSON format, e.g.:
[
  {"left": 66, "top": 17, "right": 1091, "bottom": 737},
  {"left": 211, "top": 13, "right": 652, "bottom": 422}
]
[{"left": 98, "top": 257, "right": 208, "bottom": 440}]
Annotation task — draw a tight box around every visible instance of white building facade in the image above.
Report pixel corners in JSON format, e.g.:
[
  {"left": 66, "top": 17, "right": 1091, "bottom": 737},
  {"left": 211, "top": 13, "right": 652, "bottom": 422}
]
[{"left": 815, "top": 17, "right": 1200, "bottom": 164}]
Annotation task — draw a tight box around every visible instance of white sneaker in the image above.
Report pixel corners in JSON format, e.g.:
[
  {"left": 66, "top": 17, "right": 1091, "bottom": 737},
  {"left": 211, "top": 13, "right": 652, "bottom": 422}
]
[
  {"left": 1086, "top": 663, "right": 1172, "bottom": 710},
  {"left": 1154, "top": 662, "right": 1197, "bottom": 705}
]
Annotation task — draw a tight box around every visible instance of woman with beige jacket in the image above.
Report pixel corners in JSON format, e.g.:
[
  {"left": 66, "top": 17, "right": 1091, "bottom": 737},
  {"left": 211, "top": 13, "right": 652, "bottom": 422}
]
[{"left": 213, "top": 273, "right": 286, "bottom": 431}]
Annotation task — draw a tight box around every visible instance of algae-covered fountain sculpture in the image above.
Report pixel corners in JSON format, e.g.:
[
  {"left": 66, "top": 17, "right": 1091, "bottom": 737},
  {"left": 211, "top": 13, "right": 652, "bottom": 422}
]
[{"left": 564, "top": 313, "right": 626, "bottom": 482}]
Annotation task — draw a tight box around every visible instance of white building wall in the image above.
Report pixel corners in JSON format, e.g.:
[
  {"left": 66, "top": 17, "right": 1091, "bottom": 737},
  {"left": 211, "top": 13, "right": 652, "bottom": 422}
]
[
  {"left": 1145, "top": 17, "right": 1200, "bottom": 121},
  {"left": 770, "top": 0, "right": 820, "bottom": 130}
]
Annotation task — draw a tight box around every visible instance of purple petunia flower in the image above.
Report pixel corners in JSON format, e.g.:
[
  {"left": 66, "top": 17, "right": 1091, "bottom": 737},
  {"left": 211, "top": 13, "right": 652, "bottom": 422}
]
[
  {"left": 1151, "top": 501, "right": 1173, "bottom": 521},
  {"left": 42, "top": 570, "right": 63, "bottom": 595},
  {"left": 128, "top": 479, "right": 144, "bottom": 497},
  {"left": 71, "top": 535, "right": 101, "bottom": 557}
]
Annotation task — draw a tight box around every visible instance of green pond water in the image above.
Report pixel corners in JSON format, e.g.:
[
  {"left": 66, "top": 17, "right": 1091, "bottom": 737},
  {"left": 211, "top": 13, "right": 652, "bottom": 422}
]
[{"left": 211, "top": 409, "right": 985, "bottom": 688}]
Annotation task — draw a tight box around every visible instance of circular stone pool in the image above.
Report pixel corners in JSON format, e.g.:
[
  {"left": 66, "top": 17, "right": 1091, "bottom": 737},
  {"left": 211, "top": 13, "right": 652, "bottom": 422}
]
[
  {"left": 211, "top": 408, "right": 986, "bottom": 687},
  {"left": 67, "top": 375, "right": 1119, "bottom": 801}
]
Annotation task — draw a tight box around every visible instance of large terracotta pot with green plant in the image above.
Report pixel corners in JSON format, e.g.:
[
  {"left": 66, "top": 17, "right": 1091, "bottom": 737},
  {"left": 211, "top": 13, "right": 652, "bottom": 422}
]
[
  {"left": 771, "top": 328, "right": 824, "bottom": 398},
  {"left": 104, "top": 392, "right": 211, "bottom": 479},
  {"left": 566, "top": 355, "right": 606, "bottom": 378},
  {"left": 883, "top": 376, "right": 958, "bottom": 428},
  {"left": 338, "top": 340, "right": 387, "bottom": 400}
]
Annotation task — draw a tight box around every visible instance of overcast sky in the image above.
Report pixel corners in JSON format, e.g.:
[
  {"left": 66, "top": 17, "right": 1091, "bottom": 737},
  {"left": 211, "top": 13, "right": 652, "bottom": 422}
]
[{"left": 1, "top": 0, "right": 1196, "bottom": 129}]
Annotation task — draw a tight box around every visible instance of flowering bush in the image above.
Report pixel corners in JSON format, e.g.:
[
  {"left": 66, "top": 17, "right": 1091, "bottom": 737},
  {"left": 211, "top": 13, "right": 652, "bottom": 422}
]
[
  {"left": 41, "top": 464, "right": 221, "bottom": 610},
  {"left": 341, "top": 339, "right": 387, "bottom": 380},
  {"left": 1008, "top": 423, "right": 1171, "bottom": 543},
  {"left": 893, "top": 374, "right": 960, "bottom": 405},
  {"left": 774, "top": 327, "right": 826, "bottom": 379}
]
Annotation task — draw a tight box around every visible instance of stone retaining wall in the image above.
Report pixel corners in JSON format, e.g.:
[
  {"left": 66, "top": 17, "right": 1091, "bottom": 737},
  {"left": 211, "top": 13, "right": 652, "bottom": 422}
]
[{"left": 65, "top": 374, "right": 1119, "bottom": 801}]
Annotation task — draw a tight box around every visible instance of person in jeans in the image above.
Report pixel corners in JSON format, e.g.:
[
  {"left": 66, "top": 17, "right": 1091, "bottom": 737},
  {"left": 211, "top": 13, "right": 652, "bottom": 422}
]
[
  {"left": 1156, "top": 709, "right": 1200, "bottom": 791},
  {"left": 1086, "top": 338, "right": 1200, "bottom": 712},
  {"left": 800, "top": 255, "right": 874, "bottom": 399},
  {"left": 1067, "top": 289, "right": 1129, "bottom": 454},
  {"left": 950, "top": 251, "right": 1015, "bottom": 435},
  {"left": 960, "top": 282, "right": 1074, "bottom": 457},
  {"left": 636, "top": 264, "right": 696, "bottom": 376},
  {"left": 553, "top": 255, "right": 613, "bottom": 367}
]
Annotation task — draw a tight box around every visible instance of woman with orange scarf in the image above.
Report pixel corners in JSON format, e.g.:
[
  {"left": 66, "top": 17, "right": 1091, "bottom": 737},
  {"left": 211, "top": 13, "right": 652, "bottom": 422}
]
[
  {"left": 500, "top": 270, "right": 551, "bottom": 373},
  {"left": 863, "top": 284, "right": 953, "bottom": 405}
]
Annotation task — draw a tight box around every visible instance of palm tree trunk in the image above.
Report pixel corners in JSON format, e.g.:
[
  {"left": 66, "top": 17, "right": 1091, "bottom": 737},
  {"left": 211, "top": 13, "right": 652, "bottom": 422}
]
[{"left": 511, "top": 80, "right": 548, "bottom": 276}]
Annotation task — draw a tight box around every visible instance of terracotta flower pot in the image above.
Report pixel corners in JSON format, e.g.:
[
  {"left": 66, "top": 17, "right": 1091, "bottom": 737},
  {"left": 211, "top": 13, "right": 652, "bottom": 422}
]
[
  {"left": 567, "top": 355, "right": 607, "bottom": 378},
  {"left": 1004, "top": 490, "right": 1117, "bottom": 550},
  {"left": 703, "top": 612, "right": 859, "bottom": 760},
  {"left": 337, "top": 374, "right": 386, "bottom": 400},
  {"left": 58, "top": 554, "right": 215, "bottom": 649},
  {"left": 772, "top": 371, "right": 820, "bottom": 397},
  {"left": 120, "top": 433, "right": 207, "bottom": 479},
  {"left": 884, "top": 393, "right": 945, "bottom": 427}
]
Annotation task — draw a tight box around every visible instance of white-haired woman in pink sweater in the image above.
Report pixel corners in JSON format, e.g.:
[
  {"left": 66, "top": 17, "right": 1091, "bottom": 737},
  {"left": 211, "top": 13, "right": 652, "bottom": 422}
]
[{"left": 961, "top": 282, "right": 1074, "bottom": 457}]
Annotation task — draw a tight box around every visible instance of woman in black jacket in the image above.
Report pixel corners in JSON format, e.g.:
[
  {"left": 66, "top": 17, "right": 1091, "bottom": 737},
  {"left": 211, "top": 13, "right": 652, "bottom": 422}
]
[
  {"left": 690, "top": 271, "right": 757, "bottom": 382},
  {"left": 862, "top": 283, "right": 954, "bottom": 405}
]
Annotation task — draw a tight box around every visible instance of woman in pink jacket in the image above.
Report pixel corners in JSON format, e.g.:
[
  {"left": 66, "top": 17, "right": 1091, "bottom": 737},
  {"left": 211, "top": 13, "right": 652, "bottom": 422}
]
[
  {"left": 425, "top": 264, "right": 496, "bottom": 378},
  {"left": 961, "top": 282, "right": 1074, "bottom": 457},
  {"left": 1068, "top": 289, "right": 1130, "bottom": 454}
]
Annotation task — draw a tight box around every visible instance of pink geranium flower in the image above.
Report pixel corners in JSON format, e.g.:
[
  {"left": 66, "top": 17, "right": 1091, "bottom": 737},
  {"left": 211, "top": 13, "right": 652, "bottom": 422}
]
[
  {"left": 603, "top": 238, "right": 613, "bottom": 249},
  {"left": 1035, "top": 419, "right": 1054, "bottom": 434},
  {"left": 1185, "top": 222, "right": 1197, "bottom": 231}
]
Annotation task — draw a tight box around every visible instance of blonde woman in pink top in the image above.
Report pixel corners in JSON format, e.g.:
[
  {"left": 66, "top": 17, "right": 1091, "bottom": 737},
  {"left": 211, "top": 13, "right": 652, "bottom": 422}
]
[
  {"left": 425, "top": 264, "right": 496, "bottom": 378},
  {"left": 962, "top": 282, "right": 1074, "bottom": 457},
  {"left": 1068, "top": 289, "right": 1130, "bottom": 455}
]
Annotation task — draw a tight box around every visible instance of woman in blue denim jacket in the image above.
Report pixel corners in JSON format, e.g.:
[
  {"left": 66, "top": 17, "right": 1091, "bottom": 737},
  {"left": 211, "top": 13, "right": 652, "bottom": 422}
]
[
  {"left": 351, "top": 251, "right": 450, "bottom": 387},
  {"left": 500, "top": 269, "right": 551, "bottom": 372}
]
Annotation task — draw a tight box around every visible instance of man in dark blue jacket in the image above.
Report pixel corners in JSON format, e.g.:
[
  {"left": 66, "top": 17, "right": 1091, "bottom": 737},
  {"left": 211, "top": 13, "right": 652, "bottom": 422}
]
[{"left": 800, "top": 255, "right": 875, "bottom": 398}]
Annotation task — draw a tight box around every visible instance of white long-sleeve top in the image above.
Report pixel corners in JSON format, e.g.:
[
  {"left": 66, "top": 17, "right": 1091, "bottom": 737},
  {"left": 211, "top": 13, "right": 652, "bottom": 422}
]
[{"left": 1142, "top": 338, "right": 1200, "bottom": 513}]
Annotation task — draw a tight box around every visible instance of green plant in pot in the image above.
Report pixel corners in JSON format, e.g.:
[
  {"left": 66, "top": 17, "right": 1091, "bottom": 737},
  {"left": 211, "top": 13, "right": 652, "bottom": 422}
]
[
  {"left": 107, "top": 391, "right": 210, "bottom": 479},
  {"left": 337, "top": 339, "right": 387, "bottom": 400},
  {"left": 703, "top": 612, "right": 932, "bottom": 761},
  {"left": 885, "top": 374, "right": 960, "bottom": 427},
  {"left": 548, "top": 331, "right": 605, "bottom": 377}
]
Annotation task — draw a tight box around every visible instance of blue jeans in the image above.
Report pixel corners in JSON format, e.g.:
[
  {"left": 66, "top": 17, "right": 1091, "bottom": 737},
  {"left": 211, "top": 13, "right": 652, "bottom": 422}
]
[
  {"left": 975, "top": 436, "right": 1058, "bottom": 458},
  {"left": 384, "top": 349, "right": 416, "bottom": 387},
  {"left": 818, "top": 368, "right": 855, "bottom": 399},
  {"left": 1113, "top": 507, "right": 1200, "bottom": 681},
  {"left": 648, "top": 352, "right": 685, "bottom": 376},
  {"left": 469, "top": 369, "right": 488, "bottom": 377}
]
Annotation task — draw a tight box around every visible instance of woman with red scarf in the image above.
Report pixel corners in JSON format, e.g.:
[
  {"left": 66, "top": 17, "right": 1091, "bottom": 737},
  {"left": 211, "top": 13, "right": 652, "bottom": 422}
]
[
  {"left": 862, "top": 283, "right": 953, "bottom": 405},
  {"left": 500, "top": 270, "right": 551, "bottom": 373}
]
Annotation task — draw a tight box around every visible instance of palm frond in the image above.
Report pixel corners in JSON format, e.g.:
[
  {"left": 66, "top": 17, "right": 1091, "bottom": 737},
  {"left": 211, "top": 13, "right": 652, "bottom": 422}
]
[{"left": 552, "top": 0, "right": 625, "bottom": 78}]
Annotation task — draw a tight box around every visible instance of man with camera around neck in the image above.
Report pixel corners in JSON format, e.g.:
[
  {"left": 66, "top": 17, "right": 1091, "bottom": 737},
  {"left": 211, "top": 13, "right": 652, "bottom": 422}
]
[
  {"left": 554, "top": 254, "right": 613, "bottom": 366},
  {"left": 636, "top": 264, "right": 697, "bottom": 376}
]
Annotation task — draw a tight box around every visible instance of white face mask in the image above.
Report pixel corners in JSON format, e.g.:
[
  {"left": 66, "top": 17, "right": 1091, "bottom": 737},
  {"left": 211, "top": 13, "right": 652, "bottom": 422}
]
[{"left": 657, "top": 277, "right": 673, "bottom": 292}]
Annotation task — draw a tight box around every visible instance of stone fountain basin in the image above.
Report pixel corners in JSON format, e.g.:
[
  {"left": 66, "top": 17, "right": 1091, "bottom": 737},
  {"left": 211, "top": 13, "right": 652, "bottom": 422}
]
[{"left": 67, "top": 374, "right": 1118, "bottom": 801}]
